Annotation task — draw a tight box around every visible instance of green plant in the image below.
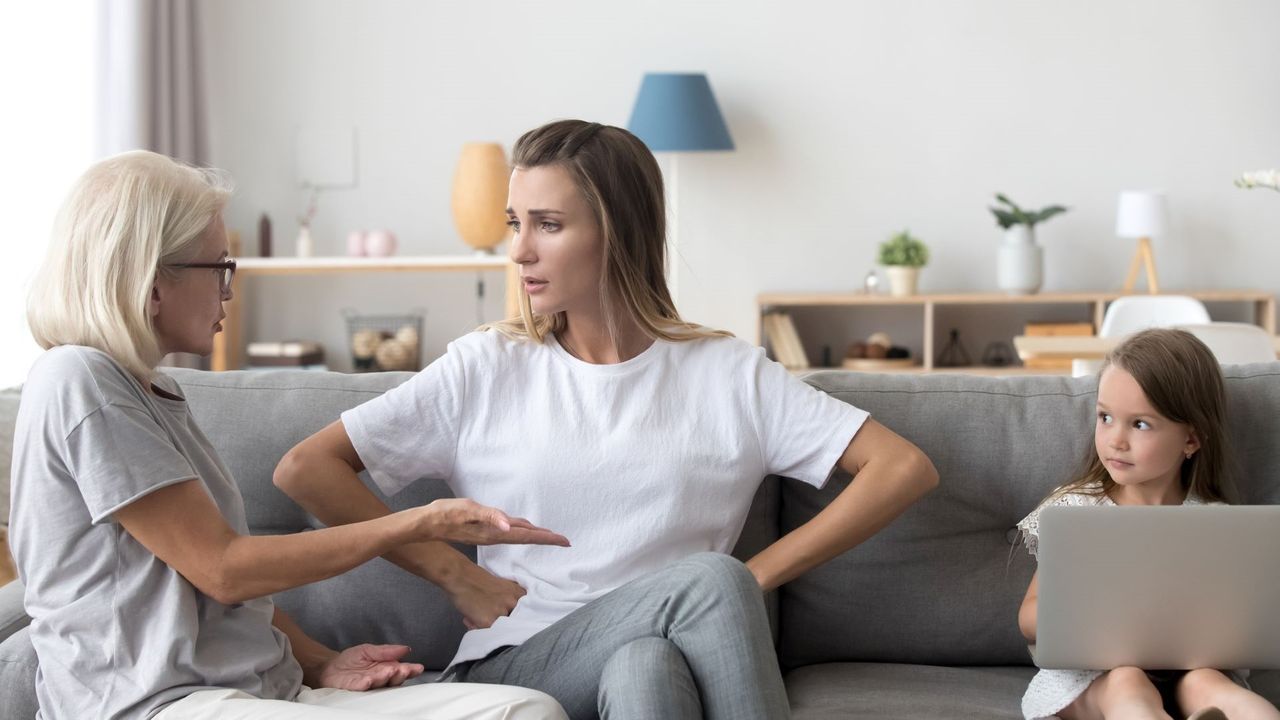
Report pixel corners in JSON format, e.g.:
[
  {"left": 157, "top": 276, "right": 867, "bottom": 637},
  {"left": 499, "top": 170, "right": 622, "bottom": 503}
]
[
  {"left": 1236, "top": 169, "right": 1280, "bottom": 192},
  {"left": 878, "top": 230, "right": 929, "bottom": 267},
  {"left": 989, "top": 193, "right": 1069, "bottom": 230}
]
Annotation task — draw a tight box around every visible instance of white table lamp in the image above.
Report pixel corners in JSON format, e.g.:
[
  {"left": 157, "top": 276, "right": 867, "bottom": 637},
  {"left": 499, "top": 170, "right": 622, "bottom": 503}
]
[{"left": 1115, "top": 190, "right": 1168, "bottom": 294}]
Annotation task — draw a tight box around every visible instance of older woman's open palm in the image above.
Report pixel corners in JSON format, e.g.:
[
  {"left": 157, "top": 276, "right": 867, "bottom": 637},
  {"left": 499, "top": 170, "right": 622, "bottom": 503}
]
[{"left": 419, "top": 498, "right": 570, "bottom": 548}]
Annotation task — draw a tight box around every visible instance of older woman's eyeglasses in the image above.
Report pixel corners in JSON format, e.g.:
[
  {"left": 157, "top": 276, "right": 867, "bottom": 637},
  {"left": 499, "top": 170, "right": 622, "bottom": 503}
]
[{"left": 168, "top": 260, "right": 237, "bottom": 294}]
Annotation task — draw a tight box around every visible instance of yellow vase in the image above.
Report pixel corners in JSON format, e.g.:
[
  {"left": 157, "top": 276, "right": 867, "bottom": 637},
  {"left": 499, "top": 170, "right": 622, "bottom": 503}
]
[{"left": 451, "top": 142, "right": 511, "bottom": 254}]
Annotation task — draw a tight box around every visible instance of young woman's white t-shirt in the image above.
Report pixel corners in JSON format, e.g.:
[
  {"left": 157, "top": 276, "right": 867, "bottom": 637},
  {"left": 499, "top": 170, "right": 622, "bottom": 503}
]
[{"left": 341, "top": 330, "right": 869, "bottom": 667}]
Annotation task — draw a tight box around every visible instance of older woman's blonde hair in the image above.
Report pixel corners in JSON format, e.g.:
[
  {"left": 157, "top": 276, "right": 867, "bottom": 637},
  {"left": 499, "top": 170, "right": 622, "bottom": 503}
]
[{"left": 27, "top": 150, "right": 232, "bottom": 382}]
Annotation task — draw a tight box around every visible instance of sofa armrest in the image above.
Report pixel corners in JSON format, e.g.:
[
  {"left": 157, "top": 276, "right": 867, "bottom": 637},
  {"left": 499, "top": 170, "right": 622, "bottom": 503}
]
[{"left": 0, "top": 580, "right": 28, "bottom": 644}]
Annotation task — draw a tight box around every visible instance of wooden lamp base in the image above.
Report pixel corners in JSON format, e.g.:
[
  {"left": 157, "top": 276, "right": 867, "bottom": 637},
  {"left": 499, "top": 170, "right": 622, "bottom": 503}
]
[{"left": 1122, "top": 236, "right": 1160, "bottom": 294}]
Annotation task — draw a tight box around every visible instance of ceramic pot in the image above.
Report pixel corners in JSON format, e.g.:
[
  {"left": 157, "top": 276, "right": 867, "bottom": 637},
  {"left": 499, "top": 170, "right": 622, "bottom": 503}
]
[
  {"left": 997, "top": 225, "right": 1043, "bottom": 295},
  {"left": 884, "top": 266, "right": 919, "bottom": 297}
]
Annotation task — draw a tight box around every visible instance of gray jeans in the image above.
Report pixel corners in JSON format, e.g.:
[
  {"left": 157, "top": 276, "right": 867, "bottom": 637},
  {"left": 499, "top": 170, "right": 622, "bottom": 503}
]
[{"left": 450, "top": 552, "right": 790, "bottom": 720}]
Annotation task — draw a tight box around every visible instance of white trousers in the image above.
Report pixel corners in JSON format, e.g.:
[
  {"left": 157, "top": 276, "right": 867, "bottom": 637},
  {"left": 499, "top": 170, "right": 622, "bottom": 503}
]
[{"left": 153, "top": 683, "right": 568, "bottom": 720}]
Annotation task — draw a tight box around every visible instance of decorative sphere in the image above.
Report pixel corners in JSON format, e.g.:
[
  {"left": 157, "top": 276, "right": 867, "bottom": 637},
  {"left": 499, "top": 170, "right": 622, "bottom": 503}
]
[
  {"left": 364, "top": 230, "right": 398, "bottom": 257},
  {"left": 352, "top": 329, "right": 383, "bottom": 359},
  {"left": 394, "top": 325, "right": 419, "bottom": 347},
  {"left": 375, "top": 338, "right": 415, "bottom": 371},
  {"left": 346, "top": 231, "right": 366, "bottom": 256}
]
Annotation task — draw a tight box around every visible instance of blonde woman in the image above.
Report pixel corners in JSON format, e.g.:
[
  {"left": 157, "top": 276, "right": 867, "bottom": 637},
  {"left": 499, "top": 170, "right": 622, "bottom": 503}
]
[
  {"left": 276, "top": 120, "right": 940, "bottom": 720},
  {"left": 10, "top": 150, "right": 569, "bottom": 720}
]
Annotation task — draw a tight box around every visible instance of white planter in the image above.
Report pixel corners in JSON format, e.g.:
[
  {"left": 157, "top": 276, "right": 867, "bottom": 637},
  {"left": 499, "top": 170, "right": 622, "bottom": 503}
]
[
  {"left": 996, "top": 225, "right": 1043, "bottom": 295},
  {"left": 884, "top": 266, "right": 920, "bottom": 297}
]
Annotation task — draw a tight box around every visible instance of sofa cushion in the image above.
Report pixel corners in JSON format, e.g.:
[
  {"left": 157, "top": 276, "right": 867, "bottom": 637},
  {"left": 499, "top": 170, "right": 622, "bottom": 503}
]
[
  {"left": 786, "top": 662, "right": 1033, "bottom": 719},
  {"left": 168, "top": 368, "right": 469, "bottom": 670},
  {"left": 1253, "top": 670, "right": 1280, "bottom": 707},
  {"left": 780, "top": 365, "right": 1280, "bottom": 669}
]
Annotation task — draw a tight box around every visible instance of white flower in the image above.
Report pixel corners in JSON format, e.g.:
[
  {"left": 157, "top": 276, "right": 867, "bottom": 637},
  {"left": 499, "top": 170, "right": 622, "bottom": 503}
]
[{"left": 1235, "top": 169, "right": 1280, "bottom": 191}]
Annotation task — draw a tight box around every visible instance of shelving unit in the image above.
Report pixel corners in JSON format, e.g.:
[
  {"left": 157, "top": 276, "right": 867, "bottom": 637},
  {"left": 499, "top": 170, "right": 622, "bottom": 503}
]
[
  {"left": 757, "top": 290, "right": 1276, "bottom": 375},
  {"left": 212, "top": 255, "right": 518, "bottom": 371}
]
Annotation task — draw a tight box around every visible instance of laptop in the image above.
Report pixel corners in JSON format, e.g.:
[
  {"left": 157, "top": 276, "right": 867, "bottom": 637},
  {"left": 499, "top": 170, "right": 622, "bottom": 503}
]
[{"left": 1033, "top": 505, "right": 1280, "bottom": 670}]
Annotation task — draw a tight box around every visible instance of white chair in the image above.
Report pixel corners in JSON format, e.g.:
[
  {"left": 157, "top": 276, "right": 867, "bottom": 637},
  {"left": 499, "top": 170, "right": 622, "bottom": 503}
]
[
  {"left": 1072, "top": 295, "right": 1212, "bottom": 376},
  {"left": 1177, "top": 322, "right": 1278, "bottom": 365}
]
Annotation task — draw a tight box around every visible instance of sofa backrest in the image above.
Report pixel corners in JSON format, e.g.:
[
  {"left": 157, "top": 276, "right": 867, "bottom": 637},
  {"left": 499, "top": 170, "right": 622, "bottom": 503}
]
[
  {"left": 166, "top": 367, "right": 782, "bottom": 671},
  {"left": 167, "top": 368, "right": 467, "bottom": 669},
  {"left": 777, "top": 364, "right": 1280, "bottom": 670}
]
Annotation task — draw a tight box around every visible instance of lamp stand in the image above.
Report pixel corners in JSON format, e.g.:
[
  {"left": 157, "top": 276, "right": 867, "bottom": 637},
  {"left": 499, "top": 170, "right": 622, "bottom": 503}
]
[
  {"left": 666, "top": 152, "right": 681, "bottom": 308},
  {"left": 1122, "top": 236, "right": 1160, "bottom": 294}
]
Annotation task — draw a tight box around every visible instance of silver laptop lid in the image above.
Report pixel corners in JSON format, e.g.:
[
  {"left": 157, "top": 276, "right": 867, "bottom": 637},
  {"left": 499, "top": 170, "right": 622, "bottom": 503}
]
[{"left": 1034, "top": 505, "right": 1280, "bottom": 670}]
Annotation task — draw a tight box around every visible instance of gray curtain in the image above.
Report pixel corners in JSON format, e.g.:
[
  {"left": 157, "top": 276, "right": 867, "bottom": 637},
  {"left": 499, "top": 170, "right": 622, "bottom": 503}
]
[{"left": 98, "top": 0, "right": 210, "bottom": 369}]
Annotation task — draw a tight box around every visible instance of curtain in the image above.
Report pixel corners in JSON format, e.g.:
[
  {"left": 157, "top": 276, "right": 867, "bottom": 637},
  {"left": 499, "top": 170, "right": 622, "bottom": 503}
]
[{"left": 98, "top": 0, "right": 210, "bottom": 369}]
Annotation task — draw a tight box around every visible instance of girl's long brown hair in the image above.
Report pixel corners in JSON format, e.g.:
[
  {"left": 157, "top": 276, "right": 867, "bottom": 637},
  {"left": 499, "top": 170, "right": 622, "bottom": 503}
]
[
  {"left": 1051, "top": 328, "right": 1236, "bottom": 504},
  {"left": 482, "top": 119, "right": 730, "bottom": 345}
]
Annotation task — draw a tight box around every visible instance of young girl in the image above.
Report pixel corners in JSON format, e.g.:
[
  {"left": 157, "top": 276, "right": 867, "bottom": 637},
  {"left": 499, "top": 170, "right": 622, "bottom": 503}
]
[
  {"left": 1016, "top": 328, "right": 1279, "bottom": 720},
  {"left": 275, "top": 119, "right": 939, "bottom": 719}
]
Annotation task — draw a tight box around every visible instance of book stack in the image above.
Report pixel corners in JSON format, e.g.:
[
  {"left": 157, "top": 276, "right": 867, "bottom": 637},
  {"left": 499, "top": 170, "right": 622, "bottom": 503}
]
[
  {"left": 763, "top": 312, "right": 810, "bottom": 370},
  {"left": 246, "top": 340, "right": 326, "bottom": 369},
  {"left": 1022, "top": 322, "right": 1094, "bottom": 370}
]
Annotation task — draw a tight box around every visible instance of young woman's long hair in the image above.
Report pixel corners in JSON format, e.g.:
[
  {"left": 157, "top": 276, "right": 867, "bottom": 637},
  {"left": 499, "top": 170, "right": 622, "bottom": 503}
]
[
  {"left": 484, "top": 119, "right": 729, "bottom": 345},
  {"left": 1052, "top": 327, "right": 1236, "bottom": 504},
  {"left": 27, "top": 150, "right": 232, "bottom": 382}
]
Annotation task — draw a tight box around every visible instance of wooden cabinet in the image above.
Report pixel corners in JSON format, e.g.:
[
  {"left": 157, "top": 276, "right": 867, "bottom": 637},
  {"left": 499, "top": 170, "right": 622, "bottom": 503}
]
[{"left": 757, "top": 290, "right": 1276, "bottom": 375}]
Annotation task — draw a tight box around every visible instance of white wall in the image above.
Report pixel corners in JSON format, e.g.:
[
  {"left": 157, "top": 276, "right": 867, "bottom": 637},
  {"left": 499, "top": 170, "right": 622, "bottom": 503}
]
[
  {"left": 200, "top": 0, "right": 1280, "bottom": 370},
  {"left": 0, "top": 2, "right": 96, "bottom": 386}
]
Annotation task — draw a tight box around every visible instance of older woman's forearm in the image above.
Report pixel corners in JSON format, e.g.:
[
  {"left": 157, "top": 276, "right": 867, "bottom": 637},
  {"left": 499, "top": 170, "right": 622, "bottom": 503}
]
[
  {"left": 209, "top": 511, "right": 425, "bottom": 604},
  {"left": 273, "top": 444, "right": 474, "bottom": 585}
]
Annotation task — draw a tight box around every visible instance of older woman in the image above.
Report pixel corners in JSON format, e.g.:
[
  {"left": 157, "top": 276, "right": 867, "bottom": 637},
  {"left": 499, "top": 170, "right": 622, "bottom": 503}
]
[{"left": 10, "top": 150, "right": 569, "bottom": 720}]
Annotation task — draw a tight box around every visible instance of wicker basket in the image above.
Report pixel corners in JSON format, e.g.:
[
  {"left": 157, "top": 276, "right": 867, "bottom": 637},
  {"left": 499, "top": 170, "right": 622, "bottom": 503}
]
[{"left": 343, "top": 309, "right": 424, "bottom": 372}]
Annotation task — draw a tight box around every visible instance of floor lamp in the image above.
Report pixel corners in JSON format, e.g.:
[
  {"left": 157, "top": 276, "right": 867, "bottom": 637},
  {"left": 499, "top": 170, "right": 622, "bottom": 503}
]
[
  {"left": 627, "top": 73, "right": 734, "bottom": 307},
  {"left": 1116, "top": 191, "right": 1168, "bottom": 294}
]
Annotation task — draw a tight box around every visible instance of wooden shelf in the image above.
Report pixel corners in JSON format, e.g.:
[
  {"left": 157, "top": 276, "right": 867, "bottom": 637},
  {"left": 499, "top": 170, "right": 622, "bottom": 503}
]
[
  {"left": 758, "top": 290, "right": 1277, "bottom": 375},
  {"left": 213, "top": 254, "right": 519, "bottom": 371}
]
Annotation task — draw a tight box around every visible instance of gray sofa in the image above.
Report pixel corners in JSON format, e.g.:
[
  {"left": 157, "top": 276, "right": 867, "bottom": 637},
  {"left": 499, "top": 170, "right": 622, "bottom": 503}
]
[{"left": 2, "top": 365, "right": 1279, "bottom": 719}]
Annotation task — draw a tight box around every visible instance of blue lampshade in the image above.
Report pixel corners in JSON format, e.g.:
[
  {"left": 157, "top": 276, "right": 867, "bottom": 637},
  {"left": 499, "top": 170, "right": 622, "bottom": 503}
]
[{"left": 627, "top": 73, "right": 734, "bottom": 152}]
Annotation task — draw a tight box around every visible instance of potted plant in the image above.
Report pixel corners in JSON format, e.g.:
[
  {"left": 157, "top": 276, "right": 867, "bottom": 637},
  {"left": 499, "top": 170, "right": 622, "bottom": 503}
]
[
  {"left": 989, "top": 193, "right": 1069, "bottom": 295},
  {"left": 1235, "top": 169, "right": 1280, "bottom": 193},
  {"left": 878, "top": 229, "right": 929, "bottom": 297}
]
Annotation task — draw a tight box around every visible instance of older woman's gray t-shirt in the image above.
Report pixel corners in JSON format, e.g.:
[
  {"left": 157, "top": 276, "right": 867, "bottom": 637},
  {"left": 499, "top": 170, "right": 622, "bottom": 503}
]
[{"left": 9, "top": 346, "right": 302, "bottom": 720}]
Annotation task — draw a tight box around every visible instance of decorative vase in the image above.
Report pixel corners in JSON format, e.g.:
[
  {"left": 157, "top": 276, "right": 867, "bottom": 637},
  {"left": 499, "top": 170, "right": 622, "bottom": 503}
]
[
  {"left": 451, "top": 142, "right": 512, "bottom": 254},
  {"left": 295, "top": 225, "right": 314, "bottom": 258},
  {"left": 997, "top": 225, "right": 1043, "bottom": 295},
  {"left": 884, "top": 266, "right": 919, "bottom": 297}
]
